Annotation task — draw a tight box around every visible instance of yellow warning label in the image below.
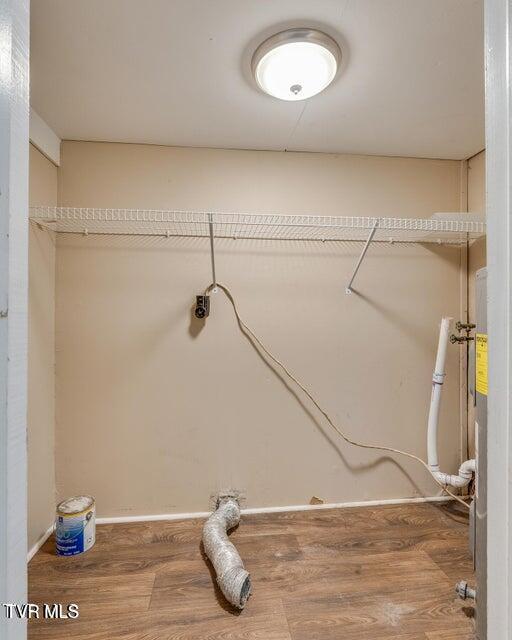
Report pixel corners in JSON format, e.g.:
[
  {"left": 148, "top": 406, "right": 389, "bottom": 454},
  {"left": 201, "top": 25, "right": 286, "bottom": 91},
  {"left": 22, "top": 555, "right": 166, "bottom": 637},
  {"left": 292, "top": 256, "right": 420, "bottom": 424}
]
[{"left": 476, "top": 333, "right": 488, "bottom": 396}]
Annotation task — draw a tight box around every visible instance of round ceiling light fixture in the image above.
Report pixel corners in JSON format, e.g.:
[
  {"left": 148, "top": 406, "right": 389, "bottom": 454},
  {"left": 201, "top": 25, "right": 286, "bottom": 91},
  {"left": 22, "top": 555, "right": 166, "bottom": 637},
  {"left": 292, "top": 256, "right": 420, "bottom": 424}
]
[{"left": 252, "top": 28, "right": 341, "bottom": 101}]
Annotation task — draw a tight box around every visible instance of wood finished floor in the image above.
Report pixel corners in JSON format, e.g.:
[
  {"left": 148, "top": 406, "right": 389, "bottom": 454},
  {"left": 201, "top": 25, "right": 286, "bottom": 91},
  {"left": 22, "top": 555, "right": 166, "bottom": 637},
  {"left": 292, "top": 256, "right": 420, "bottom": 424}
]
[{"left": 28, "top": 502, "right": 476, "bottom": 639}]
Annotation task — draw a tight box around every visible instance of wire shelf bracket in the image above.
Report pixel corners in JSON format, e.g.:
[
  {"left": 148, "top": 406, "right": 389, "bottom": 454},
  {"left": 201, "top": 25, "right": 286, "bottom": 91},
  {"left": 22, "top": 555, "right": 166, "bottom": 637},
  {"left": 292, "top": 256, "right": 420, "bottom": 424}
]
[
  {"left": 208, "top": 213, "right": 218, "bottom": 292},
  {"left": 345, "top": 219, "right": 379, "bottom": 295}
]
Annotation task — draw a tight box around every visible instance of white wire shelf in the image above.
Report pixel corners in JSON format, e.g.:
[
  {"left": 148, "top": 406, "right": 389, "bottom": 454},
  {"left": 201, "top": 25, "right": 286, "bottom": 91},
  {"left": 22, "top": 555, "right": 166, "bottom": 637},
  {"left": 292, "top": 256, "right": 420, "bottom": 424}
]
[{"left": 29, "top": 207, "right": 486, "bottom": 244}]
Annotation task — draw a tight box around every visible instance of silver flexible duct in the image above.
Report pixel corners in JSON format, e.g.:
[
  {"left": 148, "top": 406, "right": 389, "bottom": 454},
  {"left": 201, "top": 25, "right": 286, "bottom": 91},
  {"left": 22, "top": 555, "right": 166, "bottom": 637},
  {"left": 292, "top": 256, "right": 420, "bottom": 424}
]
[{"left": 202, "top": 495, "right": 251, "bottom": 609}]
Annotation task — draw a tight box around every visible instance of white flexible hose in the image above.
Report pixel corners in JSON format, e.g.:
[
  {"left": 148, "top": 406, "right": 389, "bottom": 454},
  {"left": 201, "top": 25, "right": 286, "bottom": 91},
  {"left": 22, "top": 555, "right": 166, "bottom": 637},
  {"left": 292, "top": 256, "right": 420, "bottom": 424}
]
[{"left": 206, "top": 283, "right": 470, "bottom": 510}]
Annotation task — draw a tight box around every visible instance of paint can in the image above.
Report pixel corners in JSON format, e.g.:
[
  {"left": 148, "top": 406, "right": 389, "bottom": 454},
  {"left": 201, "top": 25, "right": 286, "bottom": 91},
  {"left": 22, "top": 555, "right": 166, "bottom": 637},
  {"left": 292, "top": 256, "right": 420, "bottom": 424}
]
[{"left": 55, "top": 496, "right": 96, "bottom": 556}]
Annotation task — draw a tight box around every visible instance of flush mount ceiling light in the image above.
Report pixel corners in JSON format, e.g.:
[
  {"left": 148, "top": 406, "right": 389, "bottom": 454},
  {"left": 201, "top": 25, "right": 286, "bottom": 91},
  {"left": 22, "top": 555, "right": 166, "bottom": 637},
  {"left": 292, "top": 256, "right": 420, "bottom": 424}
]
[{"left": 252, "top": 28, "right": 341, "bottom": 101}]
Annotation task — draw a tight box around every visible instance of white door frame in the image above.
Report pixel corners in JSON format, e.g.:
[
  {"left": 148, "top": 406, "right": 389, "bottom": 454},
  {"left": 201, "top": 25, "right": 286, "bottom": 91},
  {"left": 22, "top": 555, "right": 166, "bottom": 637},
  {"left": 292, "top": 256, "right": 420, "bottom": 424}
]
[
  {"left": 0, "top": 0, "right": 30, "bottom": 638},
  {"left": 485, "top": 1, "right": 512, "bottom": 638}
]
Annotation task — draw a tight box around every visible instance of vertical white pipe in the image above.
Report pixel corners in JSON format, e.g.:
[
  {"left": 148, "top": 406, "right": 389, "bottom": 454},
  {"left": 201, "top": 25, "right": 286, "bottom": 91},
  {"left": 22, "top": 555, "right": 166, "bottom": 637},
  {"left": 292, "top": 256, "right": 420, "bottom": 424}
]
[{"left": 427, "top": 317, "right": 453, "bottom": 471}]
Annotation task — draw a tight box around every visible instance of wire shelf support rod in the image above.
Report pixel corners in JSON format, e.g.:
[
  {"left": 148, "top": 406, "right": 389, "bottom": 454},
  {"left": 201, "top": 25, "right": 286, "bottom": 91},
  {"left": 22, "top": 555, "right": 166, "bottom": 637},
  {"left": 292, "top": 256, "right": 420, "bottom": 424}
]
[{"left": 345, "top": 219, "right": 380, "bottom": 294}]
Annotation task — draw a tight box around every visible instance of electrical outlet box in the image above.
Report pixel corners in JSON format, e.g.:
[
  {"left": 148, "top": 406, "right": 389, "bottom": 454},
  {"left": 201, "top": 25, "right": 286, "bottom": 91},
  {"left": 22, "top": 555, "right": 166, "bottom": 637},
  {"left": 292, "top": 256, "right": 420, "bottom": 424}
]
[{"left": 195, "top": 295, "right": 210, "bottom": 319}]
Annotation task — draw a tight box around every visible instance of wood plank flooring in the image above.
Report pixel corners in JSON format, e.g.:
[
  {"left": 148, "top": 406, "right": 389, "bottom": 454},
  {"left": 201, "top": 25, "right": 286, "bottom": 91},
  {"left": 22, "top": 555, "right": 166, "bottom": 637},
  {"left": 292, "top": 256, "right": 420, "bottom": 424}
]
[{"left": 28, "top": 502, "right": 476, "bottom": 639}]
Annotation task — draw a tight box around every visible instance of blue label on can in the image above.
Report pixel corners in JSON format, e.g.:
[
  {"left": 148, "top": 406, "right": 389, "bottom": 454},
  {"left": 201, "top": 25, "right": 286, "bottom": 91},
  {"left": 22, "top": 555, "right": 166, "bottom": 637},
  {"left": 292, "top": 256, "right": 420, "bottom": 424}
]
[{"left": 56, "top": 514, "right": 89, "bottom": 556}]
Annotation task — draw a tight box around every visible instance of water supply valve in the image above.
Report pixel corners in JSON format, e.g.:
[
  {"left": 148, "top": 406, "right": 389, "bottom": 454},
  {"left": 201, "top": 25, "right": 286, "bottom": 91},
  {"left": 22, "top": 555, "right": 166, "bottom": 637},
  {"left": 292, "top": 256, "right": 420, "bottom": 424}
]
[
  {"left": 456, "top": 321, "right": 476, "bottom": 332},
  {"left": 450, "top": 334, "right": 474, "bottom": 344},
  {"left": 450, "top": 319, "right": 476, "bottom": 344},
  {"left": 194, "top": 295, "right": 210, "bottom": 319}
]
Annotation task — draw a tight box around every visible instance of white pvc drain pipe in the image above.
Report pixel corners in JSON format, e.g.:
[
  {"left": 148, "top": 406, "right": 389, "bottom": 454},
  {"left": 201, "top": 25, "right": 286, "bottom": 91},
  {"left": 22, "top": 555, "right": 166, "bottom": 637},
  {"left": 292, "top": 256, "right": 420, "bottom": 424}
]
[{"left": 427, "top": 317, "right": 475, "bottom": 489}]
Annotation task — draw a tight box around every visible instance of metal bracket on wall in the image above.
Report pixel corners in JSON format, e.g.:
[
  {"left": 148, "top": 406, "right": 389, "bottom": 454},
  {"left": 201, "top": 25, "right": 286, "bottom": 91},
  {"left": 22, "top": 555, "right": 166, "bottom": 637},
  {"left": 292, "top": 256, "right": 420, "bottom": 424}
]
[
  {"left": 345, "top": 219, "right": 379, "bottom": 295},
  {"left": 208, "top": 213, "right": 218, "bottom": 293}
]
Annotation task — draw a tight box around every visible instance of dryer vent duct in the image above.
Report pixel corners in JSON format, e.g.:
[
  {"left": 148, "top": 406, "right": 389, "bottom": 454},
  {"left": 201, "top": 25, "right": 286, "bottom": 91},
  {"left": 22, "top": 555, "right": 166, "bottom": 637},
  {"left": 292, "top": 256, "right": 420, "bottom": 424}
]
[{"left": 202, "top": 494, "right": 251, "bottom": 609}]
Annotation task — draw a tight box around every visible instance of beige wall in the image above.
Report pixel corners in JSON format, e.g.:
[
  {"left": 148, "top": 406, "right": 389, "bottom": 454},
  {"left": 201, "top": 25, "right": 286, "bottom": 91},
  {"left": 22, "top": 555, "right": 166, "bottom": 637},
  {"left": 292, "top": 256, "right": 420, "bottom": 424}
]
[
  {"left": 467, "top": 150, "right": 486, "bottom": 457},
  {"left": 56, "top": 141, "right": 464, "bottom": 516},
  {"left": 28, "top": 144, "right": 57, "bottom": 548}
]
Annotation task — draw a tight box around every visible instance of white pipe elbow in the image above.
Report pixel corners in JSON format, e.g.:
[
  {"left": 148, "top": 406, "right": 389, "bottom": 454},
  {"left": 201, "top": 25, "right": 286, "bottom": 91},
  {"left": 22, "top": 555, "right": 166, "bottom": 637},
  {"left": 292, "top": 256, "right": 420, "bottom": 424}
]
[
  {"left": 431, "top": 459, "right": 475, "bottom": 488},
  {"left": 459, "top": 458, "right": 476, "bottom": 478}
]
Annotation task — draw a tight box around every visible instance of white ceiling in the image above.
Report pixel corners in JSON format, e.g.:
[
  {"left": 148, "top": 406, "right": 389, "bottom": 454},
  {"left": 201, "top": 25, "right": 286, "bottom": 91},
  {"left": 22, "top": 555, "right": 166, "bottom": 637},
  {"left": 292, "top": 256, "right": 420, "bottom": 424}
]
[{"left": 30, "top": 0, "right": 484, "bottom": 160}]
